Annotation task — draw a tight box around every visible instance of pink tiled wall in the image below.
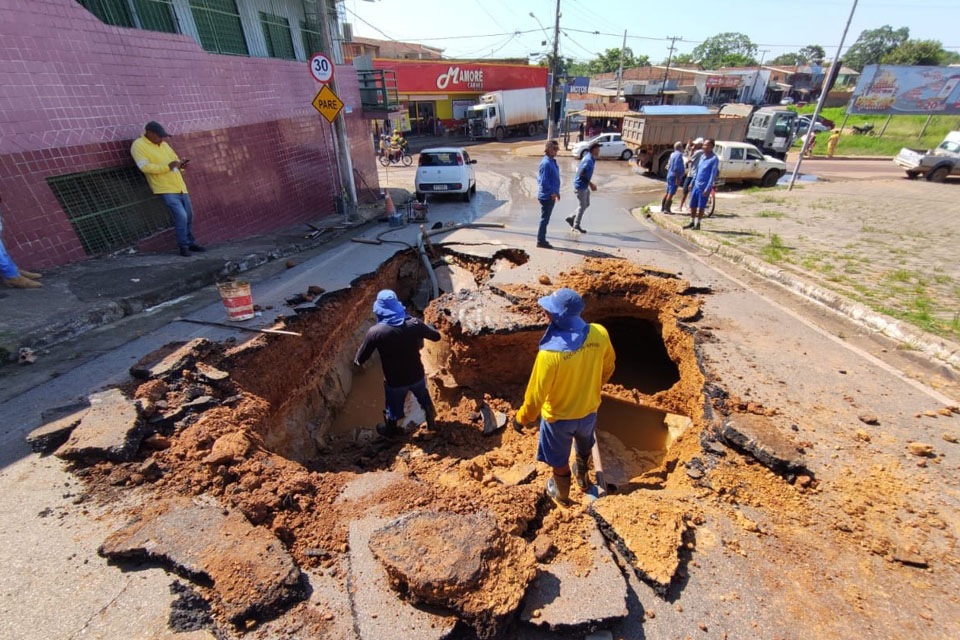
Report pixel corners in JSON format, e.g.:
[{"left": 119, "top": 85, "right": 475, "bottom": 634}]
[{"left": 0, "top": 0, "right": 379, "bottom": 268}]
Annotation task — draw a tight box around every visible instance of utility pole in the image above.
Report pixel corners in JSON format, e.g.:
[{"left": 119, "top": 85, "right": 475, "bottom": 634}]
[
  {"left": 753, "top": 49, "right": 769, "bottom": 103},
  {"left": 615, "top": 29, "right": 627, "bottom": 103},
  {"left": 316, "top": 0, "right": 358, "bottom": 216},
  {"left": 788, "top": 0, "right": 858, "bottom": 191},
  {"left": 547, "top": 0, "right": 561, "bottom": 140},
  {"left": 659, "top": 36, "right": 681, "bottom": 105}
]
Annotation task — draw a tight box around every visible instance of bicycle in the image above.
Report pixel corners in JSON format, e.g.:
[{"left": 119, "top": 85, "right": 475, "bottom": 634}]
[{"left": 379, "top": 146, "right": 413, "bottom": 167}]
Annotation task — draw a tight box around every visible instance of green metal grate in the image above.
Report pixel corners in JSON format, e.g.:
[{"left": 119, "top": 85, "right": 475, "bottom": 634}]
[
  {"left": 76, "top": 0, "right": 178, "bottom": 33},
  {"left": 260, "top": 11, "right": 295, "bottom": 60},
  {"left": 47, "top": 167, "right": 173, "bottom": 256},
  {"left": 189, "top": 0, "right": 249, "bottom": 56},
  {"left": 300, "top": 18, "right": 323, "bottom": 58}
]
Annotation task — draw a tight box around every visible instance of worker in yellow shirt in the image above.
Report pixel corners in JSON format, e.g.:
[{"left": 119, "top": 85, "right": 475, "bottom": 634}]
[
  {"left": 130, "top": 122, "right": 204, "bottom": 257},
  {"left": 827, "top": 129, "right": 841, "bottom": 158},
  {"left": 515, "top": 288, "right": 616, "bottom": 503}
]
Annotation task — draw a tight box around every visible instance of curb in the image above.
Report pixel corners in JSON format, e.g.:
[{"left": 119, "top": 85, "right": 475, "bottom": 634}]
[{"left": 637, "top": 209, "right": 960, "bottom": 371}]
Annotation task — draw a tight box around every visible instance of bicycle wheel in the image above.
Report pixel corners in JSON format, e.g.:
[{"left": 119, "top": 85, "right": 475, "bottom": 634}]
[
  {"left": 706, "top": 189, "right": 716, "bottom": 217},
  {"left": 401, "top": 153, "right": 413, "bottom": 166},
  {"left": 379, "top": 154, "right": 390, "bottom": 167}
]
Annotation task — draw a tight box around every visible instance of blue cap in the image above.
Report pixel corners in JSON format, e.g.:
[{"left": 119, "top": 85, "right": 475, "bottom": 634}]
[{"left": 537, "top": 288, "right": 584, "bottom": 319}]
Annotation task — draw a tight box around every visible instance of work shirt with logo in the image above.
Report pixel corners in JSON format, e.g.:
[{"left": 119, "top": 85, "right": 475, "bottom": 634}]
[
  {"left": 517, "top": 324, "right": 616, "bottom": 424},
  {"left": 574, "top": 154, "right": 596, "bottom": 191},
  {"left": 131, "top": 135, "right": 187, "bottom": 195}
]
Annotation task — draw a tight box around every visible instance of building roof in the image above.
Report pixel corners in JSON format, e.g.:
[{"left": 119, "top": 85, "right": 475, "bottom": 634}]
[
  {"left": 640, "top": 105, "right": 711, "bottom": 115},
  {"left": 350, "top": 36, "right": 443, "bottom": 59}
]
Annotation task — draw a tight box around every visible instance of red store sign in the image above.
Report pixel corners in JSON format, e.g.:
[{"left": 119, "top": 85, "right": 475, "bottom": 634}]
[{"left": 372, "top": 60, "right": 548, "bottom": 93}]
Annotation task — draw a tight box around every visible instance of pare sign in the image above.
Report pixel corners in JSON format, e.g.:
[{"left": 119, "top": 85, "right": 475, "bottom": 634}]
[{"left": 436, "top": 66, "right": 484, "bottom": 90}]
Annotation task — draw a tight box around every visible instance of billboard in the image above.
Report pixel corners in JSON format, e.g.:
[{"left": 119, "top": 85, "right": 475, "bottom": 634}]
[{"left": 850, "top": 64, "right": 960, "bottom": 115}]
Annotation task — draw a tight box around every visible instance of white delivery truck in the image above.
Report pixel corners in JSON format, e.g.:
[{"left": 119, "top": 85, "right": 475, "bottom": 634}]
[{"left": 467, "top": 88, "right": 547, "bottom": 141}]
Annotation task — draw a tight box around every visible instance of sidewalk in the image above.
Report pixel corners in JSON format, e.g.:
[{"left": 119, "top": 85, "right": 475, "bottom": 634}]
[{"left": 0, "top": 196, "right": 403, "bottom": 364}]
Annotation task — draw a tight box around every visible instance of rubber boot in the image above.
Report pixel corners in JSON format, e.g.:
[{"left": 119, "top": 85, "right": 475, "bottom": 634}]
[
  {"left": 376, "top": 418, "right": 402, "bottom": 439},
  {"left": 571, "top": 454, "right": 590, "bottom": 490},
  {"left": 3, "top": 275, "right": 42, "bottom": 289},
  {"left": 660, "top": 195, "right": 668, "bottom": 213},
  {"left": 424, "top": 405, "right": 437, "bottom": 431},
  {"left": 18, "top": 269, "right": 42, "bottom": 279},
  {"left": 546, "top": 473, "right": 571, "bottom": 503}
]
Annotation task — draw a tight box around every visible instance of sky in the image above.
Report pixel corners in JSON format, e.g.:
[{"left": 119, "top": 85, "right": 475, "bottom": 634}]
[{"left": 342, "top": 0, "right": 960, "bottom": 65}]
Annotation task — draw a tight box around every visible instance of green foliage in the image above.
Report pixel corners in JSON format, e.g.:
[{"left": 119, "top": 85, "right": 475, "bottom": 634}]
[
  {"left": 771, "top": 45, "right": 826, "bottom": 67},
  {"left": 690, "top": 32, "right": 758, "bottom": 69},
  {"left": 552, "top": 48, "right": 650, "bottom": 77},
  {"left": 670, "top": 52, "right": 698, "bottom": 66},
  {"left": 769, "top": 52, "right": 804, "bottom": 66},
  {"left": 760, "top": 233, "right": 789, "bottom": 263},
  {"left": 882, "top": 39, "right": 953, "bottom": 66},
  {"left": 844, "top": 25, "right": 909, "bottom": 71}
]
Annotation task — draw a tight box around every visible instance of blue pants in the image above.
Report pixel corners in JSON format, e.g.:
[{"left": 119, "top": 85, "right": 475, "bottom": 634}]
[
  {"left": 689, "top": 185, "right": 709, "bottom": 210},
  {"left": 159, "top": 193, "right": 197, "bottom": 248},
  {"left": 665, "top": 173, "right": 681, "bottom": 195},
  {"left": 384, "top": 378, "right": 433, "bottom": 422},
  {"left": 537, "top": 413, "right": 597, "bottom": 468},
  {"left": 537, "top": 198, "right": 555, "bottom": 244},
  {"left": 0, "top": 216, "right": 18, "bottom": 278}
]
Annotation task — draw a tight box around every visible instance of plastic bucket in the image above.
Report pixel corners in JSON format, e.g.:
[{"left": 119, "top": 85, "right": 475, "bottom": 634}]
[
  {"left": 216, "top": 281, "right": 255, "bottom": 321},
  {"left": 388, "top": 212, "right": 404, "bottom": 228}
]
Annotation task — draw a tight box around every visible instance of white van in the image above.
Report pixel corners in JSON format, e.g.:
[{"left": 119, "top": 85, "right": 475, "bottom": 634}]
[{"left": 415, "top": 148, "right": 478, "bottom": 202}]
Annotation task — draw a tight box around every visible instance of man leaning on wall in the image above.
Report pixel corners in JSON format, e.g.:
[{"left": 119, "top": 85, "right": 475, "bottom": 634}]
[{"left": 131, "top": 122, "right": 205, "bottom": 257}]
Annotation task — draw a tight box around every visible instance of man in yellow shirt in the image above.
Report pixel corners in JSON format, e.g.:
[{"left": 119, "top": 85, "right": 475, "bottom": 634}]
[
  {"left": 130, "top": 122, "right": 204, "bottom": 257},
  {"left": 515, "top": 288, "right": 616, "bottom": 503},
  {"left": 827, "top": 129, "right": 841, "bottom": 158}
]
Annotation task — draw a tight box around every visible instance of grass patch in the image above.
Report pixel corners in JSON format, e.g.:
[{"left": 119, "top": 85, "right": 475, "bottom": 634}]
[
  {"left": 760, "top": 233, "right": 790, "bottom": 263},
  {"left": 758, "top": 195, "right": 786, "bottom": 205},
  {"left": 756, "top": 210, "right": 785, "bottom": 219},
  {"left": 887, "top": 269, "right": 913, "bottom": 282}
]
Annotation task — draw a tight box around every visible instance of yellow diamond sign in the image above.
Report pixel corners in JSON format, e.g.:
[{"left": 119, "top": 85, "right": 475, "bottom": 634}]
[{"left": 312, "top": 85, "right": 344, "bottom": 123}]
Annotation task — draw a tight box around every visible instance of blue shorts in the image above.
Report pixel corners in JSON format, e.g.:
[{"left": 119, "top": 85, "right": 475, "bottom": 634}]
[
  {"left": 537, "top": 413, "right": 597, "bottom": 468},
  {"left": 384, "top": 378, "right": 433, "bottom": 421},
  {"left": 689, "top": 185, "right": 710, "bottom": 210},
  {"left": 665, "top": 173, "right": 681, "bottom": 195}
]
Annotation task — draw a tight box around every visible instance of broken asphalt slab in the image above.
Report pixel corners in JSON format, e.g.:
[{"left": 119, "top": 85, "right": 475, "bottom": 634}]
[
  {"left": 25, "top": 399, "right": 90, "bottom": 453},
  {"left": 718, "top": 413, "right": 808, "bottom": 475},
  {"left": 99, "top": 498, "right": 304, "bottom": 625},
  {"left": 130, "top": 338, "right": 217, "bottom": 380},
  {"left": 348, "top": 515, "right": 458, "bottom": 640},
  {"left": 520, "top": 519, "right": 628, "bottom": 631},
  {"left": 54, "top": 388, "right": 146, "bottom": 462}
]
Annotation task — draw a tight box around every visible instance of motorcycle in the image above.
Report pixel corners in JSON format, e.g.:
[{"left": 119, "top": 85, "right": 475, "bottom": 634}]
[{"left": 379, "top": 144, "right": 412, "bottom": 167}]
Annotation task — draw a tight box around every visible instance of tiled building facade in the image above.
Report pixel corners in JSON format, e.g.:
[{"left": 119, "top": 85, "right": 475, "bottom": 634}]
[{"left": 0, "top": 0, "right": 378, "bottom": 269}]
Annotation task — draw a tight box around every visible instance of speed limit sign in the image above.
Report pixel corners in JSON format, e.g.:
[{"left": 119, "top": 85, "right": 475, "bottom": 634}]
[{"left": 309, "top": 53, "right": 334, "bottom": 84}]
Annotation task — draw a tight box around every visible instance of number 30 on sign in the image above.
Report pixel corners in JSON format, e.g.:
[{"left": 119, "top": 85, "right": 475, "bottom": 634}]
[{"left": 309, "top": 53, "right": 334, "bottom": 84}]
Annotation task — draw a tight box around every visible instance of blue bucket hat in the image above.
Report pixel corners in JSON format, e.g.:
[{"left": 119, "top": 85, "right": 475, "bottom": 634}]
[
  {"left": 373, "top": 289, "right": 409, "bottom": 326},
  {"left": 537, "top": 288, "right": 589, "bottom": 352}
]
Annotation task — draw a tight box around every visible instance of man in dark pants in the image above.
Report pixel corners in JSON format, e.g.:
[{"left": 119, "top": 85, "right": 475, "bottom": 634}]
[
  {"left": 536, "top": 140, "right": 561, "bottom": 249},
  {"left": 355, "top": 290, "right": 441, "bottom": 438},
  {"left": 566, "top": 142, "right": 599, "bottom": 234}
]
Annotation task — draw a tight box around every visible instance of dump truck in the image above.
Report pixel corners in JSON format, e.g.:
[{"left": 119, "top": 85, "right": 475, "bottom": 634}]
[
  {"left": 466, "top": 88, "right": 547, "bottom": 141},
  {"left": 622, "top": 105, "right": 797, "bottom": 177},
  {"left": 895, "top": 131, "right": 960, "bottom": 182}
]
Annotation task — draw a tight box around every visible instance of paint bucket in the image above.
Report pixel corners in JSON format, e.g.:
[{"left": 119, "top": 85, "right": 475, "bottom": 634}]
[{"left": 216, "top": 281, "right": 255, "bottom": 321}]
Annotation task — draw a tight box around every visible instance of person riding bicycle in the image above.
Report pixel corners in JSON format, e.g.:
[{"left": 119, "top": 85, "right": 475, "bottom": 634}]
[{"left": 388, "top": 131, "right": 408, "bottom": 162}]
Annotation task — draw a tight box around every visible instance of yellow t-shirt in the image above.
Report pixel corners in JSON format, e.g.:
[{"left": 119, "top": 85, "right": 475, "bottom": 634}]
[
  {"left": 517, "top": 323, "right": 616, "bottom": 424},
  {"left": 130, "top": 135, "right": 188, "bottom": 195}
]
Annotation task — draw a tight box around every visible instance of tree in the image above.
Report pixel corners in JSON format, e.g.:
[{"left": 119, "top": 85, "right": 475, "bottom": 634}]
[
  {"left": 669, "top": 52, "right": 698, "bottom": 67},
  {"left": 769, "top": 52, "right": 804, "bottom": 66},
  {"left": 690, "top": 32, "right": 758, "bottom": 68},
  {"left": 882, "top": 39, "right": 952, "bottom": 66},
  {"left": 799, "top": 44, "right": 826, "bottom": 64},
  {"left": 584, "top": 48, "right": 650, "bottom": 75},
  {"left": 844, "top": 25, "right": 909, "bottom": 71}
]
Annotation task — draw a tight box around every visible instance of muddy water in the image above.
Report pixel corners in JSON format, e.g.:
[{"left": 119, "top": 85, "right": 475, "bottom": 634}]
[
  {"left": 596, "top": 396, "right": 669, "bottom": 488},
  {"left": 330, "top": 353, "right": 385, "bottom": 435},
  {"left": 600, "top": 317, "right": 680, "bottom": 394}
]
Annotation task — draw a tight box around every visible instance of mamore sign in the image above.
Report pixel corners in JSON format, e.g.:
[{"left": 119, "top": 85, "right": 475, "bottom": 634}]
[
  {"left": 850, "top": 65, "right": 960, "bottom": 115},
  {"left": 371, "top": 60, "right": 548, "bottom": 94},
  {"left": 437, "top": 66, "right": 484, "bottom": 90}
]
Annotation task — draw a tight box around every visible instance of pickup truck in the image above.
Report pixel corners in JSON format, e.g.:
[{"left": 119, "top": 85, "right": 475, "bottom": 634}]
[
  {"left": 712, "top": 141, "right": 787, "bottom": 187},
  {"left": 895, "top": 131, "right": 960, "bottom": 183}
]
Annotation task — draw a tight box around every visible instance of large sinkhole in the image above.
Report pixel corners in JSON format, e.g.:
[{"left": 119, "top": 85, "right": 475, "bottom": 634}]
[{"left": 598, "top": 317, "right": 681, "bottom": 394}]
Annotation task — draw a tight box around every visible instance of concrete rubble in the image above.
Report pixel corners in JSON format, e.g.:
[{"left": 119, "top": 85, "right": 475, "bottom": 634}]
[
  {"left": 718, "top": 413, "right": 807, "bottom": 475},
  {"left": 54, "top": 388, "right": 146, "bottom": 462},
  {"left": 129, "top": 338, "right": 216, "bottom": 380},
  {"left": 99, "top": 498, "right": 304, "bottom": 625},
  {"left": 25, "top": 399, "right": 90, "bottom": 453},
  {"left": 520, "top": 520, "right": 628, "bottom": 630}
]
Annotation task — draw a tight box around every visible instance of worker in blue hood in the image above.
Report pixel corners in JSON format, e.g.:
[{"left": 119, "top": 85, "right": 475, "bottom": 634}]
[
  {"left": 515, "top": 288, "right": 616, "bottom": 503},
  {"left": 355, "top": 290, "right": 441, "bottom": 437}
]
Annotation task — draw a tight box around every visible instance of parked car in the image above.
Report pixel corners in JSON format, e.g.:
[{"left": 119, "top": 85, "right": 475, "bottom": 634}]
[
  {"left": 415, "top": 148, "right": 477, "bottom": 202},
  {"left": 571, "top": 133, "right": 633, "bottom": 161},
  {"left": 712, "top": 141, "right": 787, "bottom": 187},
  {"left": 779, "top": 97, "right": 795, "bottom": 106},
  {"left": 894, "top": 131, "right": 960, "bottom": 182},
  {"left": 795, "top": 114, "right": 833, "bottom": 135}
]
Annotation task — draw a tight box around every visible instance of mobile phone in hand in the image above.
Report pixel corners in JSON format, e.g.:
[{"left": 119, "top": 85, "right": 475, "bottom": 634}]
[{"left": 180, "top": 159, "right": 190, "bottom": 168}]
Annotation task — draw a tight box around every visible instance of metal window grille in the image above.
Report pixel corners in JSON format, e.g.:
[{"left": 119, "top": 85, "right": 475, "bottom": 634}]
[
  {"left": 189, "top": 0, "right": 249, "bottom": 56},
  {"left": 75, "top": 0, "right": 178, "bottom": 33},
  {"left": 260, "top": 11, "right": 295, "bottom": 60},
  {"left": 47, "top": 167, "right": 173, "bottom": 256},
  {"left": 300, "top": 18, "right": 323, "bottom": 58}
]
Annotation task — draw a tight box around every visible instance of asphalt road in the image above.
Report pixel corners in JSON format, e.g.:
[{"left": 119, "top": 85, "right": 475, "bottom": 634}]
[
  {"left": 786, "top": 156, "right": 905, "bottom": 181},
  {"left": 1, "top": 149, "right": 957, "bottom": 640}
]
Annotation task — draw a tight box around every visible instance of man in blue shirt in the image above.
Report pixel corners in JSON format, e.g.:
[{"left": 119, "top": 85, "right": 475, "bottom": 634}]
[
  {"left": 536, "top": 140, "right": 561, "bottom": 248},
  {"left": 566, "top": 143, "right": 599, "bottom": 233},
  {"left": 661, "top": 141, "right": 685, "bottom": 214},
  {"left": 685, "top": 138, "right": 719, "bottom": 231}
]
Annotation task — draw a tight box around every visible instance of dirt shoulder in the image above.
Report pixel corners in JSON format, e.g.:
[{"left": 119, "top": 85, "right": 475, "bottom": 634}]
[{"left": 649, "top": 179, "right": 960, "bottom": 347}]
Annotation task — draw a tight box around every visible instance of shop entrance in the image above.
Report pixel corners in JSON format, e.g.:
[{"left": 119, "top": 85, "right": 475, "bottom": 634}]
[{"left": 408, "top": 101, "right": 436, "bottom": 136}]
